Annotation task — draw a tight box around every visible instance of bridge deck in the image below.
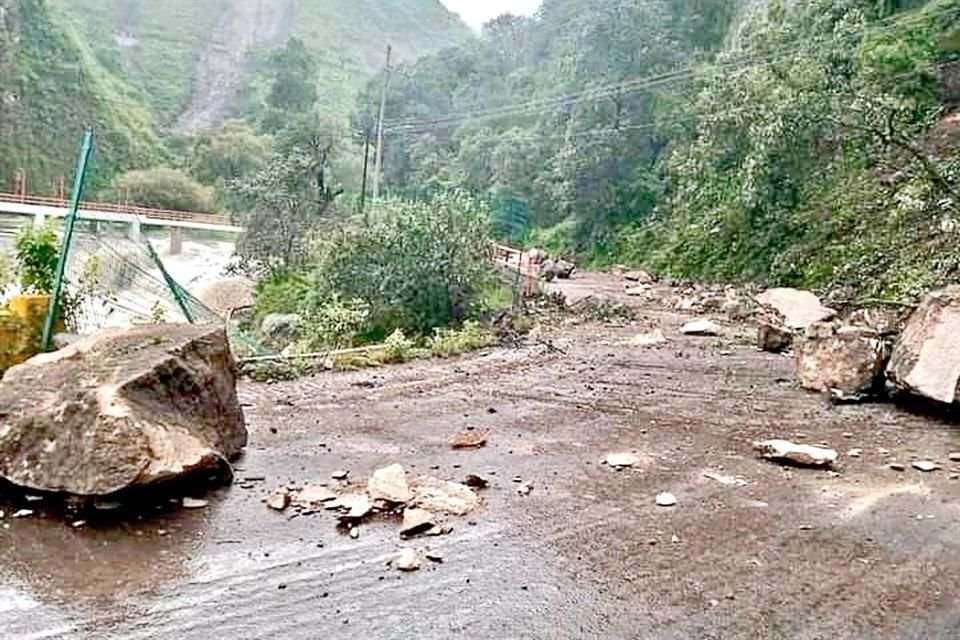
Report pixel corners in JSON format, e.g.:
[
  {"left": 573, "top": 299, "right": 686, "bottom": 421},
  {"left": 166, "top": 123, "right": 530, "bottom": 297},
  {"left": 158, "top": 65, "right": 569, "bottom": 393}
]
[{"left": 0, "top": 193, "right": 245, "bottom": 234}]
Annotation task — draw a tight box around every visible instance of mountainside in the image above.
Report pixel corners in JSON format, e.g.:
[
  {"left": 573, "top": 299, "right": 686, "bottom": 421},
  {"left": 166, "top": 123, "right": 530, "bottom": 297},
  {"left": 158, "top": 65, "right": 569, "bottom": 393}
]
[
  {"left": 0, "top": 0, "right": 162, "bottom": 194},
  {"left": 63, "top": 0, "right": 472, "bottom": 131}
]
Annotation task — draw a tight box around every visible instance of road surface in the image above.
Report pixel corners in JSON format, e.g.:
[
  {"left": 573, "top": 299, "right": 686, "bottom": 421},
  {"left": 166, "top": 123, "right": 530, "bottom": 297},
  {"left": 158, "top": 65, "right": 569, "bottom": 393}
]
[{"left": 1, "top": 275, "right": 958, "bottom": 639}]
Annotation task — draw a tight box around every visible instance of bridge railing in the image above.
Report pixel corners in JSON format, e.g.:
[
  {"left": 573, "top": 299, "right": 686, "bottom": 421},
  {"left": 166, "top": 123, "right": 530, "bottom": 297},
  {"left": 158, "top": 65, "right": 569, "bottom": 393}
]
[{"left": 0, "top": 192, "right": 234, "bottom": 227}]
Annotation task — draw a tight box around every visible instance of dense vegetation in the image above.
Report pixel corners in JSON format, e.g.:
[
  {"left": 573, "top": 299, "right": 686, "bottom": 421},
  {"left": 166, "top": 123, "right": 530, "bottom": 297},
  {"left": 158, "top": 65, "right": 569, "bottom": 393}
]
[
  {"left": 0, "top": 0, "right": 162, "bottom": 194},
  {"left": 355, "top": 0, "right": 960, "bottom": 299},
  {"left": 0, "top": 0, "right": 468, "bottom": 195},
  {"left": 63, "top": 0, "right": 470, "bottom": 126}
]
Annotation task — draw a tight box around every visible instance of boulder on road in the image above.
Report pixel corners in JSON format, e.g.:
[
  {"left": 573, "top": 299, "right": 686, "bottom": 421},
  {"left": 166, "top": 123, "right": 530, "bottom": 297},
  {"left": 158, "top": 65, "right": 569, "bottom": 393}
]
[
  {"left": 887, "top": 286, "right": 960, "bottom": 405},
  {"left": 0, "top": 325, "right": 247, "bottom": 497},
  {"left": 755, "top": 288, "right": 836, "bottom": 330},
  {"left": 796, "top": 322, "right": 888, "bottom": 401}
]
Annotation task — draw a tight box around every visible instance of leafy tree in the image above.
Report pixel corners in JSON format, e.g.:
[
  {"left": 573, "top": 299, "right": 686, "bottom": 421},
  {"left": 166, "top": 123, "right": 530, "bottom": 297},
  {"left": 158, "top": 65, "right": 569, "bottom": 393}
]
[
  {"left": 14, "top": 223, "right": 59, "bottom": 294},
  {"left": 100, "top": 167, "right": 216, "bottom": 212},
  {"left": 232, "top": 116, "right": 345, "bottom": 273},
  {"left": 188, "top": 119, "right": 272, "bottom": 186}
]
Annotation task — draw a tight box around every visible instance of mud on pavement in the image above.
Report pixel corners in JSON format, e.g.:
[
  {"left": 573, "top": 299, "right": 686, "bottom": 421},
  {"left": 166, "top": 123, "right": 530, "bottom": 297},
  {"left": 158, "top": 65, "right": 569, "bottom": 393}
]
[{"left": 1, "top": 276, "right": 959, "bottom": 639}]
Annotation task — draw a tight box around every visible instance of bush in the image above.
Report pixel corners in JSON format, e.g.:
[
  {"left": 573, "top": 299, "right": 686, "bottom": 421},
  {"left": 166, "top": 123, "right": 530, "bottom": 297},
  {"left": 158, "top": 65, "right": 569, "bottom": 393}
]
[
  {"left": 302, "top": 192, "right": 494, "bottom": 339},
  {"left": 297, "top": 295, "right": 370, "bottom": 350},
  {"left": 100, "top": 168, "right": 216, "bottom": 212},
  {"left": 428, "top": 321, "right": 494, "bottom": 357},
  {"left": 15, "top": 224, "right": 59, "bottom": 294},
  {"left": 383, "top": 328, "right": 417, "bottom": 363}
]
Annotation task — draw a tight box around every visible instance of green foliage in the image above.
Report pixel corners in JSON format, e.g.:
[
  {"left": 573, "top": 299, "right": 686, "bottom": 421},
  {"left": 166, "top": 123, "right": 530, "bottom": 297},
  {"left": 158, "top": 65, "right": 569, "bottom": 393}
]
[
  {"left": 297, "top": 295, "right": 370, "bottom": 351},
  {"left": 14, "top": 223, "right": 59, "bottom": 294},
  {"left": 187, "top": 120, "right": 272, "bottom": 187},
  {"left": 100, "top": 168, "right": 215, "bottom": 212},
  {"left": 233, "top": 117, "right": 345, "bottom": 273},
  {"left": 0, "top": 251, "right": 14, "bottom": 290},
  {"left": 427, "top": 321, "right": 494, "bottom": 358},
  {"left": 0, "top": 0, "right": 162, "bottom": 195},
  {"left": 301, "top": 192, "right": 494, "bottom": 339},
  {"left": 356, "top": 0, "right": 960, "bottom": 298},
  {"left": 383, "top": 328, "right": 417, "bottom": 363}
]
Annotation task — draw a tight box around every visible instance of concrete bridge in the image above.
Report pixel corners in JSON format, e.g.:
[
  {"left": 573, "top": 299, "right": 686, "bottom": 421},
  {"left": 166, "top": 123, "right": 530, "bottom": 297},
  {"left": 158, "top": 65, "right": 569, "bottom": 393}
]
[{"left": 0, "top": 193, "right": 245, "bottom": 254}]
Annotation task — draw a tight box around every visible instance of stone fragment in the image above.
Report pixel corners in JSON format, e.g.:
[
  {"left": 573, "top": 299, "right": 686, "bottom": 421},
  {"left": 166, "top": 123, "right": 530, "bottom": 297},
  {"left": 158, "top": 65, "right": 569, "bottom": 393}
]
[
  {"left": 681, "top": 319, "right": 721, "bottom": 336},
  {"left": 912, "top": 460, "right": 940, "bottom": 472},
  {"left": 395, "top": 548, "right": 420, "bottom": 572},
  {"left": 604, "top": 452, "right": 641, "bottom": 468},
  {"left": 410, "top": 476, "right": 481, "bottom": 516},
  {"left": 451, "top": 430, "right": 488, "bottom": 450},
  {"left": 656, "top": 492, "right": 677, "bottom": 507},
  {"left": 401, "top": 508, "right": 437, "bottom": 537},
  {"left": 367, "top": 464, "right": 413, "bottom": 504},
  {"left": 755, "top": 288, "right": 836, "bottom": 330},
  {"left": 753, "top": 440, "right": 837, "bottom": 467}
]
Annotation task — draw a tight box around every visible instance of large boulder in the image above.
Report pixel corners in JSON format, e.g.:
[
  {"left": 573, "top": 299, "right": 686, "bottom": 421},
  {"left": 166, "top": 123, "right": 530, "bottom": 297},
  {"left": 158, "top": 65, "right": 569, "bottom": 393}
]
[
  {"left": 755, "top": 288, "right": 836, "bottom": 330},
  {"left": 0, "top": 325, "right": 247, "bottom": 496},
  {"left": 796, "top": 322, "right": 888, "bottom": 400},
  {"left": 887, "top": 286, "right": 960, "bottom": 404}
]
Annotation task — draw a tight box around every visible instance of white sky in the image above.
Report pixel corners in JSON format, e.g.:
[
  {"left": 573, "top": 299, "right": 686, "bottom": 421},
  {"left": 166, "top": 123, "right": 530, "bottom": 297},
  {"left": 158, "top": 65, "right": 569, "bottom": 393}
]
[{"left": 440, "top": 0, "right": 542, "bottom": 30}]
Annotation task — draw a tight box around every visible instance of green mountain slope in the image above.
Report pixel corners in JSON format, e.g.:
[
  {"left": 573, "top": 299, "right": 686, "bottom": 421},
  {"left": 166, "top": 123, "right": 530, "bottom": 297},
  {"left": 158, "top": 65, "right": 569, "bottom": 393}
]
[
  {"left": 0, "top": 0, "right": 162, "bottom": 194},
  {"left": 62, "top": 0, "right": 471, "bottom": 130}
]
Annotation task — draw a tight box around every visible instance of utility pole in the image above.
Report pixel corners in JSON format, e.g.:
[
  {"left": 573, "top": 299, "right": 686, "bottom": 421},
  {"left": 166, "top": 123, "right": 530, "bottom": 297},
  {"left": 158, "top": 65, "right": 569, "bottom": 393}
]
[
  {"left": 372, "top": 44, "right": 392, "bottom": 206},
  {"left": 359, "top": 130, "right": 371, "bottom": 223}
]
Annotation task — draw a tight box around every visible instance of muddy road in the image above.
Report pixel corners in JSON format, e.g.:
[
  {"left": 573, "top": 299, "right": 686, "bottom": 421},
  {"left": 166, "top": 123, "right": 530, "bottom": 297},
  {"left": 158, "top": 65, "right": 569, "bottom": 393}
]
[{"left": 1, "top": 276, "right": 959, "bottom": 639}]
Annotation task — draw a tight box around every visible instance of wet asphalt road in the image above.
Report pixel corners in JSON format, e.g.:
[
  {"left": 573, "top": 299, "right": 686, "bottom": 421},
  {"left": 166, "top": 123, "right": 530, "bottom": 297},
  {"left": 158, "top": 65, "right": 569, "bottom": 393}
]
[{"left": 1, "top": 279, "right": 959, "bottom": 639}]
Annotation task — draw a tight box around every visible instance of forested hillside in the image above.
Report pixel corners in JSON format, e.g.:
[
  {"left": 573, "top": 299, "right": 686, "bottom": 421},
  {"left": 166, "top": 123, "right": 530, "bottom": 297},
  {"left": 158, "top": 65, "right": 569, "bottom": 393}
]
[
  {"left": 357, "top": 0, "right": 960, "bottom": 299},
  {"left": 63, "top": 0, "right": 471, "bottom": 129},
  {"left": 0, "top": 0, "right": 161, "bottom": 193},
  {"left": 0, "top": 0, "right": 469, "bottom": 195}
]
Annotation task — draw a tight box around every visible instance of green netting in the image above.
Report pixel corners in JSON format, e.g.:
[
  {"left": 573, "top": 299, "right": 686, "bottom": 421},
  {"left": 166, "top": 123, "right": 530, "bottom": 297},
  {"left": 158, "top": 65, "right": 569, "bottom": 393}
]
[{"left": 61, "top": 221, "right": 221, "bottom": 336}]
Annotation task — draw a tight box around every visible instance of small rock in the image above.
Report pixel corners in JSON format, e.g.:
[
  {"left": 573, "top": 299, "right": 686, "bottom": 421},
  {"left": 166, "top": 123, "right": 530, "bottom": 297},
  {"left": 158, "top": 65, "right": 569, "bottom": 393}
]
[
  {"left": 331, "top": 470, "right": 349, "bottom": 480},
  {"left": 671, "top": 534, "right": 680, "bottom": 544},
  {"left": 605, "top": 452, "right": 641, "bottom": 468},
  {"left": 401, "top": 508, "right": 437, "bottom": 537},
  {"left": 680, "top": 319, "right": 721, "bottom": 336},
  {"left": 293, "top": 484, "right": 338, "bottom": 507},
  {"left": 12, "top": 509, "right": 34, "bottom": 519},
  {"left": 624, "top": 270, "right": 654, "bottom": 284},
  {"left": 630, "top": 330, "right": 667, "bottom": 347},
  {"left": 753, "top": 440, "right": 837, "bottom": 467},
  {"left": 367, "top": 464, "right": 413, "bottom": 503},
  {"left": 451, "top": 430, "right": 488, "bottom": 449},
  {"left": 349, "top": 527, "right": 360, "bottom": 539},
  {"left": 516, "top": 482, "right": 534, "bottom": 496},
  {"left": 411, "top": 476, "right": 482, "bottom": 516},
  {"left": 425, "top": 551, "right": 444, "bottom": 563},
  {"left": 267, "top": 491, "right": 290, "bottom": 511},
  {"left": 703, "top": 472, "right": 747, "bottom": 486},
  {"left": 949, "top": 452, "right": 960, "bottom": 462},
  {"left": 889, "top": 462, "right": 906, "bottom": 471},
  {"left": 71, "top": 520, "right": 86, "bottom": 528},
  {"left": 912, "top": 460, "right": 940, "bottom": 472},
  {"left": 395, "top": 548, "right": 420, "bottom": 571},
  {"left": 336, "top": 494, "right": 374, "bottom": 519},
  {"left": 847, "top": 449, "right": 863, "bottom": 458},
  {"left": 656, "top": 492, "right": 677, "bottom": 507},
  {"left": 463, "top": 474, "right": 489, "bottom": 489},
  {"left": 182, "top": 497, "right": 209, "bottom": 509}
]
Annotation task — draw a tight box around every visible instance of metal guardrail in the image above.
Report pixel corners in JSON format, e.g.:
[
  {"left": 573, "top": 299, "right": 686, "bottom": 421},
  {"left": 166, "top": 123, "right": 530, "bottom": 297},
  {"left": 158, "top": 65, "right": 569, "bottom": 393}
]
[{"left": 0, "top": 192, "right": 234, "bottom": 227}]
